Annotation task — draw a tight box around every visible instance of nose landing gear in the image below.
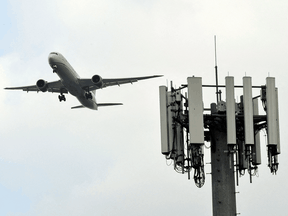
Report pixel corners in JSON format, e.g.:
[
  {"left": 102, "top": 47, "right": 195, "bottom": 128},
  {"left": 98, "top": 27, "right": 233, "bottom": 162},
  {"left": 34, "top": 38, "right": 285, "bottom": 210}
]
[{"left": 52, "top": 65, "right": 57, "bottom": 73}]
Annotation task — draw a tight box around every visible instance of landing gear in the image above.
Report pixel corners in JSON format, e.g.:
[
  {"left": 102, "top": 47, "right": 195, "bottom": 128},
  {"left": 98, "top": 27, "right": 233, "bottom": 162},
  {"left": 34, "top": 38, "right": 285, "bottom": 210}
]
[
  {"left": 58, "top": 94, "right": 66, "bottom": 102},
  {"left": 52, "top": 65, "right": 57, "bottom": 73},
  {"left": 85, "top": 92, "right": 92, "bottom": 100}
]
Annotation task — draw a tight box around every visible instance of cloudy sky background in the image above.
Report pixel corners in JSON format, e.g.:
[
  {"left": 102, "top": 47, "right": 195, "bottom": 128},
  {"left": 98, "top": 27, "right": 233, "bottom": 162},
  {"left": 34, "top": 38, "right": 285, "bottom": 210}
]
[{"left": 1, "top": 0, "right": 287, "bottom": 215}]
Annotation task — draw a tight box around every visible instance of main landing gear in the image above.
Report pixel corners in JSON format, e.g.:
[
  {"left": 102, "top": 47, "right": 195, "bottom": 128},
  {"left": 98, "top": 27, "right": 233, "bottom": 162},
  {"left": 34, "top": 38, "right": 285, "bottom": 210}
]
[
  {"left": 85, "top": 92, "right": 92, "bottom": 100},
  {"left": 58, "top": 94, "right": 66, "bottom": 102}
]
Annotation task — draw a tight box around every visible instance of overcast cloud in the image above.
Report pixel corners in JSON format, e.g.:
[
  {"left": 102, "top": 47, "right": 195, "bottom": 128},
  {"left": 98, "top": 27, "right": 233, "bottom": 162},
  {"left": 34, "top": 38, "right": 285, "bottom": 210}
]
[{"left": 1, "top": 0, "right": 288, "bottom": 215}]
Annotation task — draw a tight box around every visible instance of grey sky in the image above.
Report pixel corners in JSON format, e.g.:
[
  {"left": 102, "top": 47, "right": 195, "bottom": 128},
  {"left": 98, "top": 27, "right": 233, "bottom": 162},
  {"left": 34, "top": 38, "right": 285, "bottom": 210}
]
[{"left": 1, "top": 0, "right": 287, "bottom": 215}]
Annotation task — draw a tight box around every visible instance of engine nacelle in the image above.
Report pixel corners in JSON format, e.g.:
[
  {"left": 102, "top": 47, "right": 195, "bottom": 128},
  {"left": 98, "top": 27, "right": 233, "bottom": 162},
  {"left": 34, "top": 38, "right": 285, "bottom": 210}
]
[
  {"left": 36, "top": 79, "right": 48, "bottom": 92},
  {"left": 91, "top": 75, "right": 103, "bottom": 88}
]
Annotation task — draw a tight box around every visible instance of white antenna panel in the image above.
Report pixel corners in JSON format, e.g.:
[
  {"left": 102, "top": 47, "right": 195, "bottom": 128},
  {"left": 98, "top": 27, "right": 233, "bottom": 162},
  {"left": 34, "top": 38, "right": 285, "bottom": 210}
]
[
  {"left": 225, "top": 76, "right": 236, "bottom": 145},
  {"left": 187, "top": 77, "right": 204, "bottom": 145},
  {"left": 275, "top": 88, "right": 280, "bottom": 154},
  {"left": 266, "top": 77, "right": 278, "bottom": 146},
  {"left": 159, "top": 86, "right": 170, "bottom": 155},
  {"left": 243, "top": 77, "right": 254, "bottom": 145},
  {"left": 252, "top": 98, "right": 261, "bottom": 165}
]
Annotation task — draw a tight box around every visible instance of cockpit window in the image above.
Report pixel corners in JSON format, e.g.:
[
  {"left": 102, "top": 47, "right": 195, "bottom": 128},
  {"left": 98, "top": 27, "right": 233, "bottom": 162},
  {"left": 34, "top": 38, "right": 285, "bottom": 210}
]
[{"left": 51, "top": 52, "right": 58, "bottom": 55}]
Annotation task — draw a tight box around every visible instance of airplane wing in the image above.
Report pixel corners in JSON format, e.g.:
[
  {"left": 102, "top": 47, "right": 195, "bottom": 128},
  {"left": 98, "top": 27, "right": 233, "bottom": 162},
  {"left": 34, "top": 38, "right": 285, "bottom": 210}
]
[
  {"left": 4, "top": 80, "right": 68, "bottom": 94},
  {"left": 78, "top": 75, "right": 163, "bottom": 91}
]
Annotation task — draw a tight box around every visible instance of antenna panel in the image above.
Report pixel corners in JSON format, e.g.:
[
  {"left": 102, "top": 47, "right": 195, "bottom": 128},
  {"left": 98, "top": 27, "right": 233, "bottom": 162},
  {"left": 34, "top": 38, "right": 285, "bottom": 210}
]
[
  {"left": 275, "top": 88, "right": 280, "bottom": 154},
  {"left": 266, "top": 77, "right": 278, "bottom": 146},
  {"left": 225, "top": 76, "right": 236, "bottom": 145},
  {"left": 252, "top": 98, "right": 261, "bottom": 165},
  {"left": 176, "top": 90, "right": 181, "bottom": 102},
  {"left": 167, "top": 91, "right": 175, "bottom": 155},
  {"left": 238, "top": 140, "right": 248, "bottom": 170},
  {"left": 175, "top": 96, "right": 184, "bottom": 165},
  {"left": 187, "top": 77, "right": 204, "bottom": 145},
  {"left": 243, "top": 77, "right": 254, "bottom": 145},
  {"left": 159, "top": 86, "right": 170, "bottom": 155}
]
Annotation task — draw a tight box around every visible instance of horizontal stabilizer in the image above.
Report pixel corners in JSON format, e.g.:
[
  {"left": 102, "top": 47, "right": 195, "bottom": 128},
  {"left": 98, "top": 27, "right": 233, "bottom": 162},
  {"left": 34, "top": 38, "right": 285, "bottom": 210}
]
[
  {"left": 71, "top": 103, "right": 123, "bottom": 109},
  {"left": 97, "top": 103, "right": 123, "bottom": 107},
  {"left": 71, "top": 105, "right": 85, "bottom": 109}
]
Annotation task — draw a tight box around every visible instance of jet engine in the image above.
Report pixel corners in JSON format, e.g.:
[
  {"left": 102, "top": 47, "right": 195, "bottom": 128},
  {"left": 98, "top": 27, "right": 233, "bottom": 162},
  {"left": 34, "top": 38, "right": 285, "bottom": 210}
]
[
  {"left": 36, "top": 79, "right": 48, "bottom": 92},
  {"left": 91, "top": 75, "right": 103, "bottom": 88}
]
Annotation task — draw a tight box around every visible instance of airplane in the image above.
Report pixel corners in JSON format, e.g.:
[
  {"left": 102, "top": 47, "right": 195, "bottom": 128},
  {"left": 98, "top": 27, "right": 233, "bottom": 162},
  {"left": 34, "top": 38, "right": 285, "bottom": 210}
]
[{"left": 4, "top": 52, "right": 162, "bottom": 110}]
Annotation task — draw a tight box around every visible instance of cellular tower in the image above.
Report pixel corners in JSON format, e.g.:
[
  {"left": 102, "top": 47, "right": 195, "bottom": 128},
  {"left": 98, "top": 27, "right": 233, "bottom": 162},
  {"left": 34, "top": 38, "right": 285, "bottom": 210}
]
[{"left": 158, "top": 38, "right": 280, "bottom": 215}]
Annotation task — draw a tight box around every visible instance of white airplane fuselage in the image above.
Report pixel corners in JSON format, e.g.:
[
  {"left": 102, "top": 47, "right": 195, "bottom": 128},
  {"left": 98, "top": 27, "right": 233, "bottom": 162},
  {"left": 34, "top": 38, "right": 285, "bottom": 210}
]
[{"left": 48, "top": 52, "right": 98, "bottom": 110}]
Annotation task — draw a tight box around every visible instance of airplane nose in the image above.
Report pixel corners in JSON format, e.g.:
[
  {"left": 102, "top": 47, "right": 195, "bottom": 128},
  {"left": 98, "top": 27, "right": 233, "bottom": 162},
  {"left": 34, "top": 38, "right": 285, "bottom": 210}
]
[{"left": 48, "top": 52, "right": 58, "bottom": 66}]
